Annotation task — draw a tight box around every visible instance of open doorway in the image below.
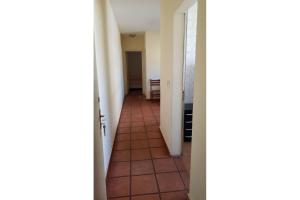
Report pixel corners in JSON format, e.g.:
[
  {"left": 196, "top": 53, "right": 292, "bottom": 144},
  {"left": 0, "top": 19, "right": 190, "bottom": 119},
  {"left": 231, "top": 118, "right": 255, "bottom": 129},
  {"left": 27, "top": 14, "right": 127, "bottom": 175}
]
[
  {"left": 126, "top": 51, "right": 143, "bottom": 93},
  {"left": 181, "top": 2, "right": 198, "bottom": 175}
]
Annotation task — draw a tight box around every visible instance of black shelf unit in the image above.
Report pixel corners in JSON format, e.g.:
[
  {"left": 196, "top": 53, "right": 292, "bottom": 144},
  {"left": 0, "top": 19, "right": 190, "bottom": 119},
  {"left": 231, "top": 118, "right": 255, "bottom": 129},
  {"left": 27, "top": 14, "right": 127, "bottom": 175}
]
[{"left": 183, "top": 103, "right": 193, "bottom": 142}]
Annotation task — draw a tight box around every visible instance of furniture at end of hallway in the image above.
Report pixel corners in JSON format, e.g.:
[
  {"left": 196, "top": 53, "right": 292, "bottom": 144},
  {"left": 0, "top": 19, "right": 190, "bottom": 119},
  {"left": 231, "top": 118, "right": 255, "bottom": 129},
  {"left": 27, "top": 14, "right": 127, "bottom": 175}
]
[{"left": 150, "top": 79, "right": 160, "bottom": 100}]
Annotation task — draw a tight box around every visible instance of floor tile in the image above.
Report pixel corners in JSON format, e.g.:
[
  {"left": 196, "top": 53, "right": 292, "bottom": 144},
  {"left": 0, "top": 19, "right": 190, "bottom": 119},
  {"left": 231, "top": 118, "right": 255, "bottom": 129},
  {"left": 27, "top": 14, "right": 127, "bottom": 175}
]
[
  {"left": 118, "top": 127, "right": 131, "bottom": 134},
  {"left": 109, "top": 197, "right": 130, "bottom": 200},
  {"left": 131, "top": 126, "right": 146, "bottom": 133},
  {"left": 150, "top": 147, "right": 170, "bottom": 159},
  {"left": 131, "top": 149, "right": 151, "bottom": 161},
  {"left": 156, "top": 172, "right": 185, "bottom": 192},
  {"left": 144, "top": 117, "right": 156, "bottom": 121},
  {"left": 131, "top": 160, "right": 154, "bottom": 175},
  {"left": 143, "top": 113, "right": 154, "bottom": 117},
  {"left": 116, "top": 134, "right": 130, "bottom": 142},
  {"left": 181, "top": 142, "right": 191, "bottom": 174},
  {"left": 147, "top": 131, "right": 162, "bottom": 139},
  {"left": 114, "top": 141, "right": 131, "bottom": 150},
  {"left": 144, "top": 121, "right": 157, "bottom": 126},
  {"left": 179, "top": 171, "right": 190, "bottom": 190},
  {"left": 108, "top": 162, "right": 130, "bottom": 177},
  {"left": 107, "top": 176, "right": 130, "bottom": 198},
  {"left": 107, "top": 92, "right": 190, "bottom": 199},
  {"left": 132, "top": 114, "right": 143, "bottom": 118},
  {"left": 131, "top": 194, "right": 160, "bottom": 200},
  {"left": 118, "top": 122, "right": 131, "bottom": 128},
  {"left": 153, "top": 158, "right": 177, "bottom": 173},
  {"left": 120, "top": 114, "right": 130, "bottom": 119},
  {"left": 160, "top": 191, "right": 188, "bottom": 200},
  {"left": 132, "top": 133, "right": 147, "bottom": 140},
  {"left": 173, "top": 158, "right": 186, "bottom": 171},
  {"left": 144, "top": 112, "right": 154, "bottom": 115},
  {"left": 131, "top": 118, "right": 144, "bottom": 122},
  {"left": 112, "top": 150, "right": 130, "bottom": 162},
  {"left": 131, "top": 140, "right": 149, "bottom": 149},
  {"left": 149, "top": 138, "right": 165, "bottom": 148},
  {"left": 146, "top": 126, "right": 160, "bottom": 132},
  {"left": 131, "top": 121, "right": 145, "bottom": 127},
  {"left": 131, "top": 174, "right": 158, "bottom": 195},
  {"left": 119, "top": 117, "right": 131, "bottom": 123}
]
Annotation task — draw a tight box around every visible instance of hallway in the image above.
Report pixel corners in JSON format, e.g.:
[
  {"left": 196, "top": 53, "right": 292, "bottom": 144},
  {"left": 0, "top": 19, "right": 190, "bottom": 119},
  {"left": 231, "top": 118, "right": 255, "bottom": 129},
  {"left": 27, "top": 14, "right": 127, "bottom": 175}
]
[{"left": 106, "top": 92, "right": 190, "bottom": 200}]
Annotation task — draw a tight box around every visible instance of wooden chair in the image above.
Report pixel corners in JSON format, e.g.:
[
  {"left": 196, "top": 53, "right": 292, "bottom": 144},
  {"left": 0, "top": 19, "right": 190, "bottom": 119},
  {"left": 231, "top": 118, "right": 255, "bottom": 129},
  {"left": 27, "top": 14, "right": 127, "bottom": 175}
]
[{"left": 150, "top": 79, "right": 160, "bottom": 100}]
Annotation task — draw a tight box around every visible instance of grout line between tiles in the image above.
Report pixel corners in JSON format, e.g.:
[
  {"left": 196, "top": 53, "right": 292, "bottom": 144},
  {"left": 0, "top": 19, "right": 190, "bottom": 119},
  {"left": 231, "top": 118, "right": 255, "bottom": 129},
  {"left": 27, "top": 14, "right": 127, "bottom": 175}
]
[
  {"left": 108, "top": 93, "right": 170, "bottom": 199},
  {"left": 144, "top": 103, "right": 162, "bottom": 200}
]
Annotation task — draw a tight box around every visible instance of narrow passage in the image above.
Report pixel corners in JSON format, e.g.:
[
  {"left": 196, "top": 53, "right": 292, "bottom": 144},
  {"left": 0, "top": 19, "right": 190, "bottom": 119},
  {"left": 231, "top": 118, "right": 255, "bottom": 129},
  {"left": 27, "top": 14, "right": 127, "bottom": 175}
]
[{"left": 106, "top": 91, "right": 190, "bottom": 200}]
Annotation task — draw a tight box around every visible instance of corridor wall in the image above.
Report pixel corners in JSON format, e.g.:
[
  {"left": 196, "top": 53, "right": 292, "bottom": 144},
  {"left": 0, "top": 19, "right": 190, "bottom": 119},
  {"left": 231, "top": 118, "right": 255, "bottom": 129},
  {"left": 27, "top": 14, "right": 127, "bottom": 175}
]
[{"left": 94, "top": 0, "right": 124, "bottom": 177}]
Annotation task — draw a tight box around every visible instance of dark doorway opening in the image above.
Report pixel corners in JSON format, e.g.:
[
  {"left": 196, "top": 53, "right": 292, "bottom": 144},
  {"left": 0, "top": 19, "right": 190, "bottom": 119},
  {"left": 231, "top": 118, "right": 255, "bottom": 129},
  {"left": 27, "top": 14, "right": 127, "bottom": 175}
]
[{"left": 126, "top": 51, "right": 142, "bottom": 92}]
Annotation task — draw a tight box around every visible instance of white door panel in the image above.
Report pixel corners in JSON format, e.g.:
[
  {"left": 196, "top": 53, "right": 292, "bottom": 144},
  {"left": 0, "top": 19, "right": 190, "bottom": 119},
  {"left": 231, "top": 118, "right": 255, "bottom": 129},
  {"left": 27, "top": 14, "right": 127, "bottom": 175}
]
[{"left": 94, "top": 63, "right": 107, "bottom": 200}]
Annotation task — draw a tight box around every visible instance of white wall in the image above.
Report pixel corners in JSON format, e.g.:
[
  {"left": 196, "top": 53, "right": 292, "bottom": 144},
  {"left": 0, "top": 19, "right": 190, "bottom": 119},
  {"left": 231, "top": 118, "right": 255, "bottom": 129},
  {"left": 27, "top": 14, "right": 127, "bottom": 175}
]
[
  {"left": 184, "top": 3, "right": 197, "bottom": 104},
  {"left": 94, "top": 0, "right": 124, "bottom": 177},
  {"left": 160, "top": 0, "right": 184, "bottom": 155},
  {"left": 145, "top": 31, "right": 161, "bottom": 99},
  {"left": 106, "top": 1, "right": 125, "bottom": 137},
  {"left": 121, "top": 34, "right": 146, "bottom": 94}
]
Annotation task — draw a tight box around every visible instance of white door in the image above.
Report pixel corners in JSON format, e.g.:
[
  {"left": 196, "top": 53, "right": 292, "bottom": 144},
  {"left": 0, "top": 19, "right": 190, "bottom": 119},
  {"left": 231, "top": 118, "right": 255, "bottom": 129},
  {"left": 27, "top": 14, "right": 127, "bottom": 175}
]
[
  {"left": 95, "top": 54, "right": 112, "bottom": 174},
  {"left": 94, "top": 60, "right": 107, "bottom": 200},
  {"left": 94, "top": 0, "right": 113, "bottom": 174}
]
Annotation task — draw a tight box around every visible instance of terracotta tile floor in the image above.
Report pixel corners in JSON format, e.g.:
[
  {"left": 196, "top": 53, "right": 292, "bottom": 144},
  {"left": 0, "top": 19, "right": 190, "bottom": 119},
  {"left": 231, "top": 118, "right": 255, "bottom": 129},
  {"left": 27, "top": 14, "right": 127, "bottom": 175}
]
[
  {"left": 107, "top": 92, "right": 190, "bottom": 200},
  {"left": 181, "top": 142, "right": 192, "bottom": 175}
]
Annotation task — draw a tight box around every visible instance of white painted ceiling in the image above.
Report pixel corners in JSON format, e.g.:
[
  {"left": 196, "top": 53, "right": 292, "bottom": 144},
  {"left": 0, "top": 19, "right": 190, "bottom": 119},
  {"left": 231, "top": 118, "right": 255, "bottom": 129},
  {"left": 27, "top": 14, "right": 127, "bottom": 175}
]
[{"left": 110, "top": 0, "right": 160, "bottom": 33}]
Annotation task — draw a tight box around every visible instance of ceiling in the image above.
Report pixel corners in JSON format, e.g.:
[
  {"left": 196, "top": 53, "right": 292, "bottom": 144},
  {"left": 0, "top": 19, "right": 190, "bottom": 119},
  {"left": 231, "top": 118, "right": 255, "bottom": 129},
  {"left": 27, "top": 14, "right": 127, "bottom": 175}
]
[{"left": 110, "top": 0, "right": 160, "bottom": 33}]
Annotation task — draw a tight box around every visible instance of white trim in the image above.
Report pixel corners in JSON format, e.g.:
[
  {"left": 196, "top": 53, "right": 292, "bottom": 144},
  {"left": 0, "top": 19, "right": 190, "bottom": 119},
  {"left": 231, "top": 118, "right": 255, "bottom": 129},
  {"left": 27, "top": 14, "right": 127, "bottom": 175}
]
[{"left": 170, "top": 12, "right": 185, "bottom": 156}]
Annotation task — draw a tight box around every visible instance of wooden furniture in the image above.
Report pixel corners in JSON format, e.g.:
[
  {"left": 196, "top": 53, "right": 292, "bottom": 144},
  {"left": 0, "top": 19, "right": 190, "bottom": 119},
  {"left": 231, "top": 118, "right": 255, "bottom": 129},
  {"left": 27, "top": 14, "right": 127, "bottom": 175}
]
[{"left": 150, "top": 79, "right": 160, "bottom": 100}]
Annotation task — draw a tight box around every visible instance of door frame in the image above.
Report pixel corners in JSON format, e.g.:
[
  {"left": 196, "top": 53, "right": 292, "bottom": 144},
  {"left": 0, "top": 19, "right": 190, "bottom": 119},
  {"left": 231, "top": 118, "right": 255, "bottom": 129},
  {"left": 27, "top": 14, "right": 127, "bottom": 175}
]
[
  {"left": 169, "top": 0, "right": 197, "bottom": 156},
  {"left": 181, "top": 11, "right": 188, "bottom": 145},
  {"left": 123, "top": 49, "right": 146, "bottom": 95}
]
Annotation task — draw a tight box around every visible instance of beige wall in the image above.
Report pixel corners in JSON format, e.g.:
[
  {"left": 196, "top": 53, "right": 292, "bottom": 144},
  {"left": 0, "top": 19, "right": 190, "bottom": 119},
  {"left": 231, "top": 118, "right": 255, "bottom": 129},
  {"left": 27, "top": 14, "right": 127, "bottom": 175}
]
[
  {"left": 189, "top": 0, "right": 206, "bottom": 199},
  {"left": 121, "top": 34, "right": 146, "bottom": 94},
  {"left": 94, "top": 0, "right": 124, "bottom": 181},
  {"left": 145, "top": 31, "right": 161, "bottom": 99},
  {"left": 121, "top": 34, "right": 145, "bottom": 50},
  {"left": 160, "top": 0, "right": 184, "bottom": 154}
]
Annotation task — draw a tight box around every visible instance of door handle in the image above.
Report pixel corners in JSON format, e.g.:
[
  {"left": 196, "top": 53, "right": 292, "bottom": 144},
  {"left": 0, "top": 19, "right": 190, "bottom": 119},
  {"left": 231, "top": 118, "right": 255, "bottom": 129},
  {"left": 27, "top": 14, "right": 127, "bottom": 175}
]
[
  {"left": 102, "top": 124, "right": 106, "bottom": 136},
  {"left": 99, "top": 110, "right": 104, "bottom": 122},
  {"left": 99, "top": 113, "right": 106, "bottom": 136}
]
